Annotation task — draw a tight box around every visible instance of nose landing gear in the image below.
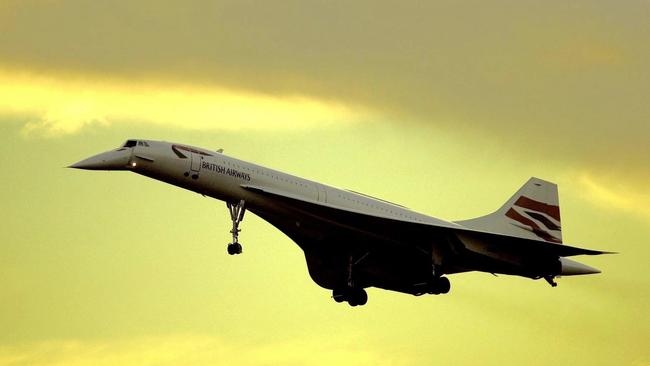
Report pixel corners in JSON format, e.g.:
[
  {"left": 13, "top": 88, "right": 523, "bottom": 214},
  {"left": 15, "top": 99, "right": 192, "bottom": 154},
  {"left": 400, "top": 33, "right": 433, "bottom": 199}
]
[
  {"left": 227, "top": 242, "right": 242, "bottom": 255},
  {"left": 226, "top": 200, "right": 246, "bottom": 255}
]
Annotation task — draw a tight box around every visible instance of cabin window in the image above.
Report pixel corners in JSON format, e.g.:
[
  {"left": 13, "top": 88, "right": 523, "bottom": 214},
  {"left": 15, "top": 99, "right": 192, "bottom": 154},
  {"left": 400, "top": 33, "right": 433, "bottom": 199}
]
[{"left": 124, "top": 140, "right": 137, "bottom": 147}]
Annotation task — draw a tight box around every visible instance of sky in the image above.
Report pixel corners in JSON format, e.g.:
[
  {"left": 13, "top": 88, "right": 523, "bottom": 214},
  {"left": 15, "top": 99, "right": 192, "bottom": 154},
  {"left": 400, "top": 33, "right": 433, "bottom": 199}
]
[{"left": 0, "top": 1, "right": 648, "bottom": 365}]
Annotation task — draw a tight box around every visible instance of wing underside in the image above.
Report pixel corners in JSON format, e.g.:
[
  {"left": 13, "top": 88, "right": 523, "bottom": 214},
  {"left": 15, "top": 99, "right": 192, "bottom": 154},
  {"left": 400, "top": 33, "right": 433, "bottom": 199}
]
[
  {"left": 239, "top": 184, "right": 611, "bottom": 294},
  {"left": 242, "top": 184, "right": 609, "bottom": 259}
]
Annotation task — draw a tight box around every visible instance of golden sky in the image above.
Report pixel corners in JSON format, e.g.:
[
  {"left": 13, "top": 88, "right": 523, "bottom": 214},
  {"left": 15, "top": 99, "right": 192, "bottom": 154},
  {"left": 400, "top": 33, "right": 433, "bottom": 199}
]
[{"left": 1, "top": 1, "right": 648, "bottom": 365}]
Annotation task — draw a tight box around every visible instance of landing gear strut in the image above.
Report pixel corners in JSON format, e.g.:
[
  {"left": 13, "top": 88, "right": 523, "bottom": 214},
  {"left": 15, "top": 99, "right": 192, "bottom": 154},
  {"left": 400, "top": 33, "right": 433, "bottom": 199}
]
[
  {"left": 226, "top": 200, "right": 246, "bottom": 255},
  {"left": 425, "top": 264, "right": 451, "bottom": 295}
]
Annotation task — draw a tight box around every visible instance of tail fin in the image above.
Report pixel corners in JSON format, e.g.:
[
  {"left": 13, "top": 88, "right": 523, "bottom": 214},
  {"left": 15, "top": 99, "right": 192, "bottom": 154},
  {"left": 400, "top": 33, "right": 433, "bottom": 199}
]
[{"left": 456, "top": 177, "right": 563, "bottom": 243}]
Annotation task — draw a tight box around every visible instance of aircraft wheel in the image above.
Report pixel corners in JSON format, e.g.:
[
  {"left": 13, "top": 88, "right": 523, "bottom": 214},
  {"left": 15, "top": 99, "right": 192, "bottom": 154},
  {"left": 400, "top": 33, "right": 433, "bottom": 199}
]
[
  {"left": 437, "top": 277, "right": 450, "bottom": 294},
  {"left": 227, "top": 242, "right": 242, "bottom": 255},
  {"left": 356, "top": 289, "right": 368, "bottom": 306},
  {"left": 347, "top": 288, "right": 367, "bottom": 307},
  {"left": 332, "top": 289, "right": 346, "bottom": 303},
  {"left": 348, "top": 297, "right": 360, "bottom": 307},
  {"left": 227, "top": 244, "right": 236, "bottom": 255}
]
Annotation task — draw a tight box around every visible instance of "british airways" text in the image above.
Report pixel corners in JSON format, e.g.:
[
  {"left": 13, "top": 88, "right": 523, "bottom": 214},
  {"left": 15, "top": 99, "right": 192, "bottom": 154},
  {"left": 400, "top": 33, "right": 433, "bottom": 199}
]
[{"left": 202, "top": 161, "right": 251, "bottom": 181}]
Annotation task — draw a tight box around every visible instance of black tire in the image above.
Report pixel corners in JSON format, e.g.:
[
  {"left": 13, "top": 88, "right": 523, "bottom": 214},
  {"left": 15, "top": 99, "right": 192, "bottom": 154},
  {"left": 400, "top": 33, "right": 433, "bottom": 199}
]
[
  {"left": 347, "top": 288, "right": 358, "bottom": 306},
  {"left": 356, "top": 289, "right": 368, "bottom": 306},
  {"left": 332, "top": 289, "right": 346, "bottom": 303},
  {"left": 437, "top": 277, "right": 451, "bottom": 294},
  {"left": 227, "top": 243, "right": 236, "bottom": 255},
  {"left": 347, "top": 288, "right": 367, "bottom": 306}
]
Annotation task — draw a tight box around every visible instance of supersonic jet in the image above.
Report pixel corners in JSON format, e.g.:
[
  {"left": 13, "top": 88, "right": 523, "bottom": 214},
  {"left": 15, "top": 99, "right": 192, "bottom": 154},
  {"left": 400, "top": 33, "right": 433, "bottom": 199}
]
[{"left": 70, "top": 139, "right": 611, "bottom": 306}]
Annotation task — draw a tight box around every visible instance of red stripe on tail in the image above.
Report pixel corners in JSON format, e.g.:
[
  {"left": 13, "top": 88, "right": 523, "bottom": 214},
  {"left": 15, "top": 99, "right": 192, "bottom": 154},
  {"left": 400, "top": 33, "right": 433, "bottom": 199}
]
[
  {"left": 514, "top": 196, "right": 561, "bottom": 221},
  {"left": 506, "top": 208, "right": 562, "bottom": 243}
]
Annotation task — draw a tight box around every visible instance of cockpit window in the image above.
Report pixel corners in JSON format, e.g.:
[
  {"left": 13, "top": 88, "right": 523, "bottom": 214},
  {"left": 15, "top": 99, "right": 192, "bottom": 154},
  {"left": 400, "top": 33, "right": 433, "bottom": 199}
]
[{"left": 123, "top": 140, "right": 149, "bottom": 147}]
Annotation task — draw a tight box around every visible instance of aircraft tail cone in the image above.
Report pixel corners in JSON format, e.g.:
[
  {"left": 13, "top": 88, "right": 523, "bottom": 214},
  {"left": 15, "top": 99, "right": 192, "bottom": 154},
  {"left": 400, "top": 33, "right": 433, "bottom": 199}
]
[{"left": 560, "top": 257, "right": 601, "bottom": 276}]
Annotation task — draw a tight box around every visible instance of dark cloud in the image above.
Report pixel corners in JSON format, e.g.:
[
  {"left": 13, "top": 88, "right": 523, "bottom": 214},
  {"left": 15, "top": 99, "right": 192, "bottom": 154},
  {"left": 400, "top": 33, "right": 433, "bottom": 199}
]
[{"left": 1, "top": 0, "right": 648, "bottom": 177}]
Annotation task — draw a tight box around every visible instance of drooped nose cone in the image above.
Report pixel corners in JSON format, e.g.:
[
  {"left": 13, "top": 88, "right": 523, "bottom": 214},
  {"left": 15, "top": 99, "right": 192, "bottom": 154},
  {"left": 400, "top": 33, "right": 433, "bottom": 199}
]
[{"left": 69, "top": 149, "right": 132, "bottom": 170}]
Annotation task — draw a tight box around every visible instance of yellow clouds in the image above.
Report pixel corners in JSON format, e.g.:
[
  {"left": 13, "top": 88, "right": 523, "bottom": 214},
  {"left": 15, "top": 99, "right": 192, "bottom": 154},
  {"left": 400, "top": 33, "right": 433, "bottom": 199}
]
[
  {"left": 0, "top": 334, "right": 401, "bottom": 366},
  {"left": 0, "top": 68, "right": 373, "bottom": 137},
  {"left": 541, "top": 40, "right": 625, "bottom": 69},
  {"left": 577, "top": 173, "right": 650, "bottom": 222}
]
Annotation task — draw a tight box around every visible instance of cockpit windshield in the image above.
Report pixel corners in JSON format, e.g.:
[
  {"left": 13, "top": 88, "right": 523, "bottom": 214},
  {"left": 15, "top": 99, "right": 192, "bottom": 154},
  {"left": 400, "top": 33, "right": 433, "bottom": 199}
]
[{"left": 123, "top": 140, "right": 149, "bottom": 148}]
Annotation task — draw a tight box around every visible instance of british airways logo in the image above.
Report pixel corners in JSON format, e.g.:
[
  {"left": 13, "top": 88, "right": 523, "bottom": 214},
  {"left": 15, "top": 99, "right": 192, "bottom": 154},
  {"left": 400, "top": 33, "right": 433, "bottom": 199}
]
[
  {"left": 506, "top": 196, "right": 562, "bottom": 243},
  {"left": 202, "top": 161, "right": 251, "bottom": 181}
]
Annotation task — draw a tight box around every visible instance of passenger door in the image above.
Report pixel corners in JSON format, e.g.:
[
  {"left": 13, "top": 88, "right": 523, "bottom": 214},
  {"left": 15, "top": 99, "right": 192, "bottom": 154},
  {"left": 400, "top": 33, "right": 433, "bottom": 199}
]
[
  {"left": 190, "top": 152, "right": 202, "bottom": 173},
  {"left": 317, "top": 184, "right": 328, "bottom": 203}
]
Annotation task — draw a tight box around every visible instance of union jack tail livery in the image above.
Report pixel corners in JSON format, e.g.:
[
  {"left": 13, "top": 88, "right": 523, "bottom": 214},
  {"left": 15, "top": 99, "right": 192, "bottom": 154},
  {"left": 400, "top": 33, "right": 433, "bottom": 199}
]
[{"left": 456, "top": 178, "right": 563, "bottom": 244}]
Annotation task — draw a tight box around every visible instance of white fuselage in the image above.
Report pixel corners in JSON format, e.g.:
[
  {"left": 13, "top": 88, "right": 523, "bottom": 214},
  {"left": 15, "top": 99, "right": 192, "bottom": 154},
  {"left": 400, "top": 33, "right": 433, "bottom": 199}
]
[{"left": 134, "top": 140, "right": 457, "bottom": 229}]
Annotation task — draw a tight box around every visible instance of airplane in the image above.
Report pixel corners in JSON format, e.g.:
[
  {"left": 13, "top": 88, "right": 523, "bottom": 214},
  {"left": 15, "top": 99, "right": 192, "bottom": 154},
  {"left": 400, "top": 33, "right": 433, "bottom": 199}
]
[{"left": 69, "top": 139, "right": 611, "bottom": 306}]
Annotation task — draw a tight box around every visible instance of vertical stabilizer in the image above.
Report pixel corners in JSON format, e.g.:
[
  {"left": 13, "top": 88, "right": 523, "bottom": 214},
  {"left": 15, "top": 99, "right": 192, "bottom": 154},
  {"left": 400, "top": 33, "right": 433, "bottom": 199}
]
[{"left": 456, "top": 177, "right": 562, "bottom": 243}]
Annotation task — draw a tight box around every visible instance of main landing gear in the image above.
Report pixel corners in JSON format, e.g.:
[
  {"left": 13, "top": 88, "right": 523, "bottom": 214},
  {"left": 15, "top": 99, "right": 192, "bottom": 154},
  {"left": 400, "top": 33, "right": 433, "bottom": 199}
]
[
  {"left": 332, "top": 253, "right": 370, "bottom": 306},
  {"left": 428, "top": 264, "right": 450, "bottom": 294},
  {"left": 333, "top": 287, "right": 368, "bottom": 307},
  {"left": 226, "top": 200, "right": 246, "bottom": 255},
  {"left": 414, "top": 265, "right": 451, "bottom": 295},
  {"left": 426, "top": 276, "right": 451, "bottom": 295},
  {"left": 413, "top": 277, "right": 451, "bottom": 296}
]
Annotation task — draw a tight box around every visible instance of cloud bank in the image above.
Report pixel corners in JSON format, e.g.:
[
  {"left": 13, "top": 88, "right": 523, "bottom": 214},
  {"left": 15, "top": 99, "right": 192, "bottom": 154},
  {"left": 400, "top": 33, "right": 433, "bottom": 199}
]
[
  {"left": 0, "top": 68, "right": 371, "bottom": 137},
  {"left": 1, "top": 1, "right": 647, "bottom": 168}
]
